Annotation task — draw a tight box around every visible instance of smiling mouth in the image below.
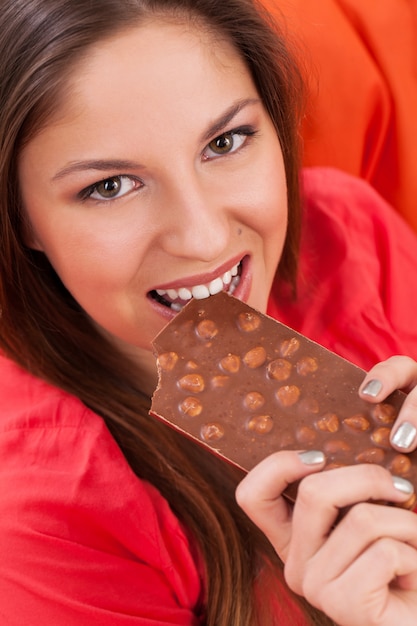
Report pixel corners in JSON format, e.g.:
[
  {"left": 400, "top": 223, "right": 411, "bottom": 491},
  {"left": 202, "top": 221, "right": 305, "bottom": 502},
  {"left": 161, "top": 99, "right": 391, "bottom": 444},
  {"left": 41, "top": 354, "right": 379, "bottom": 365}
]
[{"left": 149, "top": 261, "right": 242, "bottom": 312}]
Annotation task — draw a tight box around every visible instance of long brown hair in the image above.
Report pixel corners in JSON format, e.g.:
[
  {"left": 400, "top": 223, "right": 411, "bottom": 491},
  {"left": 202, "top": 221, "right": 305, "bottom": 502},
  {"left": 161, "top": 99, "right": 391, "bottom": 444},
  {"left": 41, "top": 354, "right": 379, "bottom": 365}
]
[{"left": 0, "top": 1, "right": 332, "bottom": 624}]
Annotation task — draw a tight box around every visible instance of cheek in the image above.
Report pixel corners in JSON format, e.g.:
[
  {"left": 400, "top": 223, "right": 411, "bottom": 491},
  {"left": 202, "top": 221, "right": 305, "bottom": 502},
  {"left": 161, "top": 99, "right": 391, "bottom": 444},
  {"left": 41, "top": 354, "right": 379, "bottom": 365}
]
[
  {"left": 263, "top": 193, "right": 288, "bottom": 279},
  {"left": 255, "top": 155, "right": 288, "bottom": 282},
  {"left": 249, "top": 137, "right": 287, "bottom": 223},
  {"left": 29, "top": 212, "right": 144, "bottom": 295},
  {"left": 264, "top": 184, "right": 287, "bottom": 233},
  {"left": 250, "top": 157, "right": 288, "bottom": 248},
  {"left": 263, "top": 148, "right": 288, "bottom": 239}
]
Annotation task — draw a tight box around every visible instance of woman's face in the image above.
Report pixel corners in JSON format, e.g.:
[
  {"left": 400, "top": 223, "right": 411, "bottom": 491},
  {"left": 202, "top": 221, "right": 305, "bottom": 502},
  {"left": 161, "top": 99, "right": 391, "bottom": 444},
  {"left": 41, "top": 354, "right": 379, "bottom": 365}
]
[{"left": 19, "top": 19, "right": 288, "bottom": 378}]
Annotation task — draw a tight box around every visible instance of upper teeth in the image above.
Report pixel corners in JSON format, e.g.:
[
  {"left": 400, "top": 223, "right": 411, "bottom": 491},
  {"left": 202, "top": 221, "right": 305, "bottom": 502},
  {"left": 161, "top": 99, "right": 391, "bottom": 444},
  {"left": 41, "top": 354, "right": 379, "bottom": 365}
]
[{"left": 156, "top": 263, "right": 240, "bottom": 306}]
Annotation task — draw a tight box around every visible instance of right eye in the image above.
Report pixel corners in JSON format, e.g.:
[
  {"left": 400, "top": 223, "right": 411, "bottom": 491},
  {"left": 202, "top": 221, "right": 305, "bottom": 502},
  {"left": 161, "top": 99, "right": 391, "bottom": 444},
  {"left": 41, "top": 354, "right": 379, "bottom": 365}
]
[{"left": 80, "top": 175, "right": 142, "bottom": 201}]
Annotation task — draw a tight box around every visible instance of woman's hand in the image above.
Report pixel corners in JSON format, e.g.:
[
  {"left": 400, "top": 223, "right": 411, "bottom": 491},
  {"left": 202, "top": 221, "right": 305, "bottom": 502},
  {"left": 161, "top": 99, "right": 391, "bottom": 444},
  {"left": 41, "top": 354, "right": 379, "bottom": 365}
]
[
  {"left": 236, "top": 355, "right": 417, "bottom": 625},
  {"left": 360, "top": 356, "right": 417, "bottom": 452},
  {"left": 236, "top": 453, "right": 417, "bottom": 625}
]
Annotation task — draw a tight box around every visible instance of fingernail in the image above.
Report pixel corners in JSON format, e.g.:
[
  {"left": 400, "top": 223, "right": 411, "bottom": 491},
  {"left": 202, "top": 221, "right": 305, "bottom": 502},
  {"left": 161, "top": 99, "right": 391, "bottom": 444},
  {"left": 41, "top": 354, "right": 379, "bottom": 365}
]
[
  {"left": 392, "top": 475, "right": 414, "bottom": 496},
  {"left": 391, "top": 421, "right": 417, "bottom": 450},
  {"left": 298, "top": 450, "right": 325, "bottom": 465},
  {"left": 361, "top": 379, "right": 383, "bottom": 398}
]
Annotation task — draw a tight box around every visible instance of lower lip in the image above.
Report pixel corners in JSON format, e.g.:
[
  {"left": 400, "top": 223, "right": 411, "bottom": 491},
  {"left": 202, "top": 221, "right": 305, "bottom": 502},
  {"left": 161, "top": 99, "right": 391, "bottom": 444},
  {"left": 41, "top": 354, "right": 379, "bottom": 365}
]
[{"left": 148, "top": 257, "right": 252, "bottom": 320}]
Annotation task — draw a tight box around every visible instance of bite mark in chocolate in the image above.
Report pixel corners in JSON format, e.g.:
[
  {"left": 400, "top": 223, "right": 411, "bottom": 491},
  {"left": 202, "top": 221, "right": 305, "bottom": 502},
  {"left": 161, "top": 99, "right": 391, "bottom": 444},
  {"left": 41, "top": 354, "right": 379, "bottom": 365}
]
[{"left": 150, "top": 292, "right": 416, "bottom": 508}]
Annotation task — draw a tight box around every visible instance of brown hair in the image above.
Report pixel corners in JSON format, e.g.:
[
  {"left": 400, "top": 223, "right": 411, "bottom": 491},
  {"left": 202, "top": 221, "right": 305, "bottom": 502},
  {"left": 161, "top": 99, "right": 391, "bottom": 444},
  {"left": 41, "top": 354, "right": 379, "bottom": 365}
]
[{"left": 0, "top": 1, "right": 332, "bottom": 624}]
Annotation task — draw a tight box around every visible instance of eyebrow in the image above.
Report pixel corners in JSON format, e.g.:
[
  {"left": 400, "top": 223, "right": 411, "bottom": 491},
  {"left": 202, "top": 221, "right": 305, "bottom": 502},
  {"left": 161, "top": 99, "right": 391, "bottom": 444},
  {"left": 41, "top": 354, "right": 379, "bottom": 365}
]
[
  {"left": 202, "top": 97, "right": 261, "bottom": 142},
  {"left": 52, "top": 158, "right": 143, "bottom": 182},
  {"left": 51, "top": 97, "right": 262, "bottom": 182}
]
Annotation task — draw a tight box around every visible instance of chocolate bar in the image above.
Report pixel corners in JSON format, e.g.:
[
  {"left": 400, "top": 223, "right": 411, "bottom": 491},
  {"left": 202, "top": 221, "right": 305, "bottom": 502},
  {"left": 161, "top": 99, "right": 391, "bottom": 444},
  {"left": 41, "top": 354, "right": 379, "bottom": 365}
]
[{"left": 151, "top": 292, "right": 416, "bottom": 508}]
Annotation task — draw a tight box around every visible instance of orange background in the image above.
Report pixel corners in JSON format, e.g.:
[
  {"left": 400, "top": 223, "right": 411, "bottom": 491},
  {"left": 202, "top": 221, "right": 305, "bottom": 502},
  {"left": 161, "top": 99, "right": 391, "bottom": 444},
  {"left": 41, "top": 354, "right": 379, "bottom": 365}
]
[{"left": 261, "top": 0, "right": 417, "bottom": 231}]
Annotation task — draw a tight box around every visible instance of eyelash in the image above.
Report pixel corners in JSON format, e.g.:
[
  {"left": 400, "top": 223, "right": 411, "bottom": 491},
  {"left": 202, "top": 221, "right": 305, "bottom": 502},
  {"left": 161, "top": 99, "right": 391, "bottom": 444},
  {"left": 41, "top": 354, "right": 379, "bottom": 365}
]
[
  {"left": 203, "top": 125, "right": 258, "bottom": 160},
  {"left": 78, "top": 175, "right": 142, "bottom": 203},
  {"left": 79, "top": 124, "right": 259, "bottom": 202}
]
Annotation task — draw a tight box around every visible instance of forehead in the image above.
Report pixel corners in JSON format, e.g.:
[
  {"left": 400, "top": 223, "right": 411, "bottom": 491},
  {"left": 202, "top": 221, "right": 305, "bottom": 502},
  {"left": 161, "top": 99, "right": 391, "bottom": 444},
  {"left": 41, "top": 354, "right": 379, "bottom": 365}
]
[
  {"left": 19, "top": 18, "right": 261, "bottom": 172},
  {"left": 47, "top": 19, "right": 254, "bottom": 127}
]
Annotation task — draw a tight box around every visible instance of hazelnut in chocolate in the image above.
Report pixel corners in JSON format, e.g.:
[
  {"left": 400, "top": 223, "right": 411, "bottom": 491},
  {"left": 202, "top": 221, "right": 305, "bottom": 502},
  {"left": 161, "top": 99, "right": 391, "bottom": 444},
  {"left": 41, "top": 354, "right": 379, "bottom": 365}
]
[{"left": 151, "top": 292, "right": 416, "bottom": 507}]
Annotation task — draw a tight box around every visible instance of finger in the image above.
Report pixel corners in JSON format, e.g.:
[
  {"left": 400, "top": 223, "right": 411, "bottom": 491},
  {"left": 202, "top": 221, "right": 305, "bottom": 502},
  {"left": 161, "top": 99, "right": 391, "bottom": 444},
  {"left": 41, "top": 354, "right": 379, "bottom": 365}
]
[
  {"left": 303, "top": 539, "right": 417, "bottom": 626},
  {"left": 359, "top": 356, "right": 417, "bottom": 452},
  {"left": 284, "top": 464, "right": 415, "bottom": 593},
  {"left": 235, "top": 449, "right": 325, "bottom": 557},
  {"left": 360, "top": 356, "right": 417, "bottom": 399},
  {"left": 301, "top": 501, "right": 417, "bottom": 591},
  {"left": 390, "top": 390, "right": 417, "bottom": 451}
]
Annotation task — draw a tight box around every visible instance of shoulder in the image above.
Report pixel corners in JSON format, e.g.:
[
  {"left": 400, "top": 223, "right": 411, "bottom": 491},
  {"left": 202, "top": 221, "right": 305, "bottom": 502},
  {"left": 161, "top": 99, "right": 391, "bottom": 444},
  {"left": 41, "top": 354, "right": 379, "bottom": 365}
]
[
  {"left": 301, "top": 166, "right": 403, "bottom": 227},
  {"left": 0, "top": 353, "right": 129, "bottom": 521},
  {"left": 270, "top": 167, "right": 417, "bottom": 369},
  {"left": 0, "top": 352, "right": 94, "bottom": 431},
  {"left": 0, "top": 354, "right": 171, "bottom": 535},
  {"left": 299, "top": 167, "right": 402, "bottom": 274},
  {"left": 299, "top": 167, "right": 417, "bottom": 287},
  {"left": 0, "top": 354, "right": 203, "bottom": 621}
]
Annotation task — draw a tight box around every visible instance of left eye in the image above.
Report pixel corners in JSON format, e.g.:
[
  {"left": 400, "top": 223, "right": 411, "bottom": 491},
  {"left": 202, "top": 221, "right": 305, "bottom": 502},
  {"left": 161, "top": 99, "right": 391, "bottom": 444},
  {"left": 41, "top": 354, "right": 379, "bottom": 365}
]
[
  {"left": 203, "top": 130, "right": 249, "bottom": 159},
  {"left": 83, "top": 175, "right": 140, "bottom": 201}
]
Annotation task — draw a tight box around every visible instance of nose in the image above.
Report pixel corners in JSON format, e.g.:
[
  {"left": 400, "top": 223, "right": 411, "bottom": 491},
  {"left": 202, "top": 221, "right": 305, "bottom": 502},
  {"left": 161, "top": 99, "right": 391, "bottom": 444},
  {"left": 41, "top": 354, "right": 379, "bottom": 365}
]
[{"left": 157, "top": 170, "right": 231, "bottom": 262}]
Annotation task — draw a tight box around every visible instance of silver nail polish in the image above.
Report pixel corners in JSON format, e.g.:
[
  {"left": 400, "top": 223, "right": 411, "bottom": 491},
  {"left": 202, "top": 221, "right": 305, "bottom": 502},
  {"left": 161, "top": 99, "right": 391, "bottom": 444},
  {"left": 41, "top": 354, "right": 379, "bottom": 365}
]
[
  {"left": 392, "top": 475, "right": 414, "bottom": 496},
  {"left": 391, "top": 421, "right": 417, "bottom": 449},
  {"left": 361, "top": 379, "right": 383, "bottom": 398},
  {"left": 298, "top": 450, "right": 325, "bottom": 465}
]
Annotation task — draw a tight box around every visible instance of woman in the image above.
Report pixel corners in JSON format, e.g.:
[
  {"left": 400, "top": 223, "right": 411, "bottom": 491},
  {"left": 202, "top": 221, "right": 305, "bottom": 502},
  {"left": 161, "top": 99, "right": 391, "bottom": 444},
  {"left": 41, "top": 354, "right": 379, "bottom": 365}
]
[{"left": 1, "top": 0, "right": 417, "bottom": 624}]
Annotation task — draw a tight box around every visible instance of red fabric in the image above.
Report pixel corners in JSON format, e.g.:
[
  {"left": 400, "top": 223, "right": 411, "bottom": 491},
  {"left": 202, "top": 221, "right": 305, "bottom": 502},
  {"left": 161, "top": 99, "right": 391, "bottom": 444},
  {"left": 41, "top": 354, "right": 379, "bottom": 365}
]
[
  {"left": 269, "top": 167, "right": 417, "bottom": 370},
  {"left": 0, "top": 360, "right": 203, "bottom": 625},
  {"left": 261, "top": 0, "right": 417, "bottom": 232},
  {"left": 2, "top": 167, "right": 417, "bottom": 623}
]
